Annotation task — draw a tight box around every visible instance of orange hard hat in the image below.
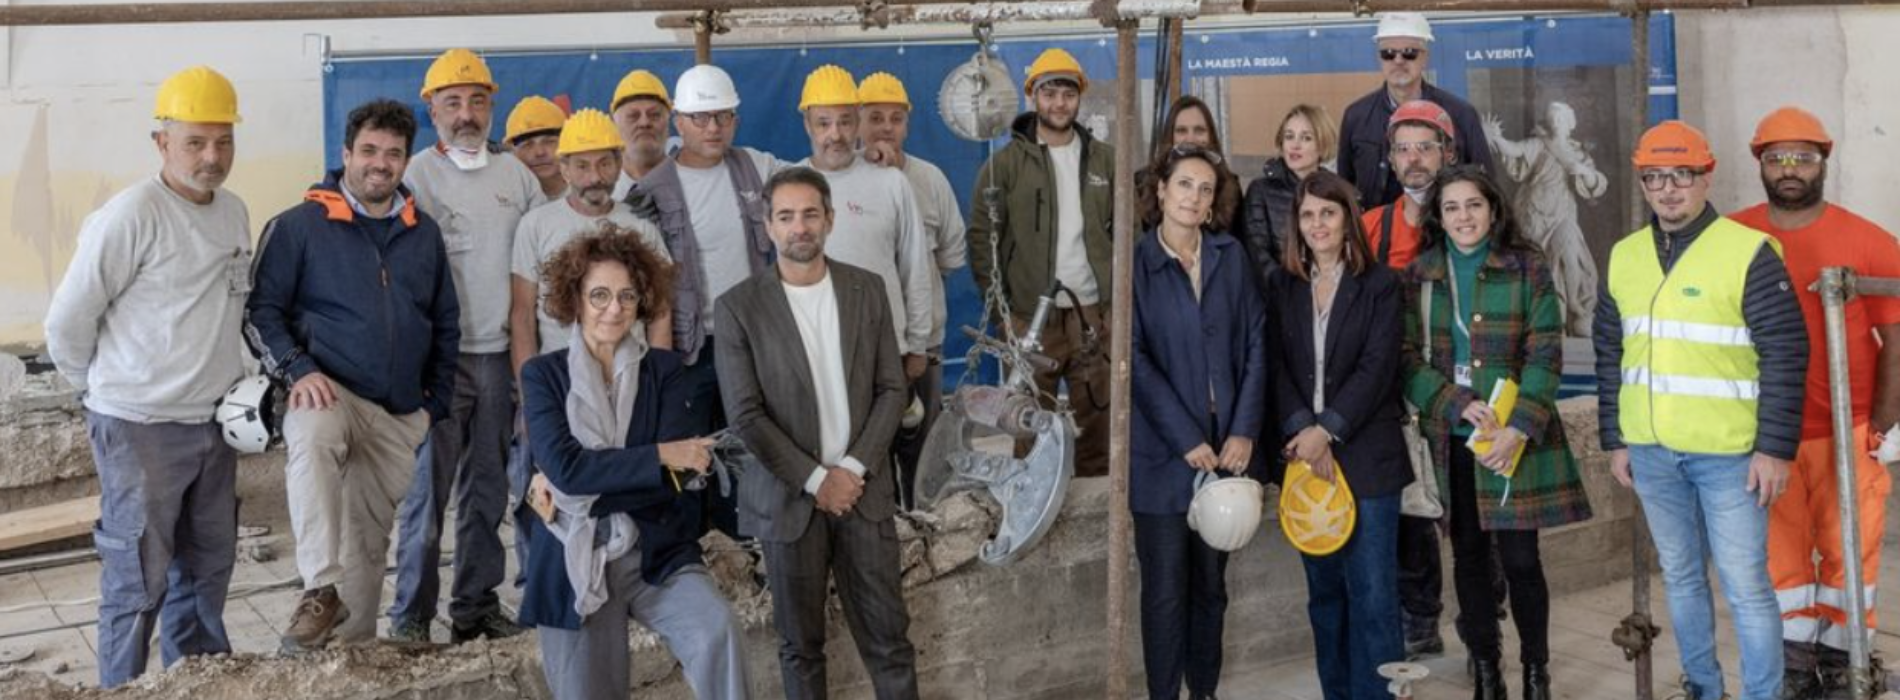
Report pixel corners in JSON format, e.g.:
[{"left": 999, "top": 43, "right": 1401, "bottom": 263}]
[
  {"left": 1632, "top": 120, "right": 1716, "bottom": 172},
  {"left": 1750, "top": 106, "right": 1832, "bottom": 158}
]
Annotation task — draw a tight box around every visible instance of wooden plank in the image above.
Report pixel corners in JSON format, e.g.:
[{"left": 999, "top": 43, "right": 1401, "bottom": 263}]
[{"left": 0, "top": 496, "right": 99, "bottom": 553}]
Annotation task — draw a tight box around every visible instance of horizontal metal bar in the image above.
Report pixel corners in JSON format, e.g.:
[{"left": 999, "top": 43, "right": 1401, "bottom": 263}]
[
  {"left": 656, "top": 0, "right": 1228, "bottom": 30},
  {"left": 0, "top": 0, "right": 986, "bottom": 27}
]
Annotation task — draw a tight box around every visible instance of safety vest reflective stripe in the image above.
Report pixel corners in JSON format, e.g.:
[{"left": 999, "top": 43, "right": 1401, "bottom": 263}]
[
  {"left": 1621, "top": 367, "right": 1761, "bottom": 400},
  {"left": 1622, "top": 315, "right": 1754, "bottom": 347}
]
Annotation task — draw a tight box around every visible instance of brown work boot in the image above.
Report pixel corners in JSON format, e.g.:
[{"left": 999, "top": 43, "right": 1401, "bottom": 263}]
[{"left": 281, "top": 585, "right": 350, "bottom": 653}]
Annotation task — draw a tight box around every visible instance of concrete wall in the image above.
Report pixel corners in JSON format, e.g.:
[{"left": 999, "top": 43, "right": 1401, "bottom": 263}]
[
  {"left": 3, "top": 7, "right": 1899, "bottom": 351},
  {"left": 1674, "top": 7, "right": 1900, "bottom": 225}
]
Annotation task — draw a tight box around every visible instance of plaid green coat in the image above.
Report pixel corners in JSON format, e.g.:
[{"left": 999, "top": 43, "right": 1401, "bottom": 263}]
[{"left": 1400, "top": 244, "right": 1592, "bottom": 531}]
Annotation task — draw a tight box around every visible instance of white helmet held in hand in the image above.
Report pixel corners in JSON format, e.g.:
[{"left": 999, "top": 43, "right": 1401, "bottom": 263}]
[
  {"left": 1187, "top": 472, "right": 1265, "bottom": 552},
  {"left": 216, "top": 375, "right": 278, "bottom": 454}
]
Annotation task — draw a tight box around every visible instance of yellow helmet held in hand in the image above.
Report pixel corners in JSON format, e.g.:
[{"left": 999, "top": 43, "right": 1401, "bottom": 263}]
[
  {"left": 800, "top": 64, "right": 861, "bottom": 111},
  {"left": 420, "top": 48, "right": 499, "bottom": 101},
  {"left": 858, "top": 72, "right": 911, "bottom": 110},
  {"left": 1022, "top": 48, "right": 1088, "bottom": 96},
  {"left": 611, "top": 69, "right": 671, "bottom": 112},
  {"left": 154, "top": 66, "right": 241, "bottom": 124},
  {"left": 557, "top": 109, "right": 625, "bottom": 156},
  {"left": 504, "top": 96, "right": 566, "bottom": 145},
  {"left": 1279, "top": 459, "right": 1356, "bottom": 556}
]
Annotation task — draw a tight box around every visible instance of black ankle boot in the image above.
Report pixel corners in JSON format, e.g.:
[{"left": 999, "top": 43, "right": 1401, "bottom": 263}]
[
  {"left": 1521, "top": 662, "right": 1551, "bottom": 700},
  {"left": 1472, "top": 659, "right": 1507, "bottom": 700}
]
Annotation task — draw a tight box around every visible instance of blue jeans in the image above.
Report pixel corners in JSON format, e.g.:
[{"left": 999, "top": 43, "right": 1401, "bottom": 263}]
[
  {"left": 389, "top": 352, "right": 514, "bottom": 627},
  {"left": 1134, "top": 513, "right": 1230, "bottom": 700},
  {"left": 1302, "top": 493, "right": 1404, "bottom": 700},
  {"left": 1630, "top": 445, "right": 1783, "bottom": 700},
  {"left": 87, "top": 412, "right": 237, "bottom": 688}
]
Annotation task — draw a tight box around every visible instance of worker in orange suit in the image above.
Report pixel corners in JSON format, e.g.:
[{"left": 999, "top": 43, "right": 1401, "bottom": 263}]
[{"left": 1731, "top": 106, "right": 1900, "bottom": 699}]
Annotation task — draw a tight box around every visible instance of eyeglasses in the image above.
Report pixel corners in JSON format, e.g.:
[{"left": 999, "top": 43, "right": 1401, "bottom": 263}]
[
  {"left": 1639, "top": 168, "right": 1704, "bottom": 191},
  {"left": 681, "top": 111, "right": 737, "bottom": 128},
  {"left": 1379, "top": 48, "right": 1424, "bottom": 62},
  {"left": 587, "top": 287, "right": 640, "bottom": 310},
  {"left": 1760, "top": 151, "right": 1824, "bottom": 169},
  {"left": 1389, "top": 141, "right": 1444, "bottom": 156}
]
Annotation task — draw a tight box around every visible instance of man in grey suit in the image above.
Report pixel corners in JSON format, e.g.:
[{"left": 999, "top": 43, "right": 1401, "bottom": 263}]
[{"left": 716, "top": 166, "right": 919, "bottom": 699}]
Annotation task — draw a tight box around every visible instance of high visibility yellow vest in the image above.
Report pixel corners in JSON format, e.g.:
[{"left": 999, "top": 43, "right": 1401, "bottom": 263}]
[{"left": 1608, "top": 217, "right": 1781, "bottom": 455}]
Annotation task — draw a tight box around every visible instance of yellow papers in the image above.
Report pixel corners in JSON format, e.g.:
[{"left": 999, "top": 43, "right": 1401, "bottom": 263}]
[{"left": 1467, "top": 378, "right": 1528, "bottom": 478}]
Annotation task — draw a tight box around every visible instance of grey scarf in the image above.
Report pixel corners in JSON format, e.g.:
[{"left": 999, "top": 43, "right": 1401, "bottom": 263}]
[{"left": 550, "top": 325, "right": 646, "bottom": 617}]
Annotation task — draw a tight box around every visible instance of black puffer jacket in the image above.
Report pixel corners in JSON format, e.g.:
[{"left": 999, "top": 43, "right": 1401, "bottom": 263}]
[{"left": 1240, "top": 158, "right": 1302, "bottom": 290}]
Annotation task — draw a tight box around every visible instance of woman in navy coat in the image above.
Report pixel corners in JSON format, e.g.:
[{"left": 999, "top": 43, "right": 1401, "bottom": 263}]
[
  {"left": 517, "top": 230, "right": 749, "bottom": 700},
  {"left": 1131, "top": 144, "right": 1269, "bottom": 700}
]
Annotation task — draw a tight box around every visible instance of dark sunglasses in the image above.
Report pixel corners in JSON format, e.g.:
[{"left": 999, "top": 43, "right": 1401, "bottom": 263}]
[{"left": 1379, "top": 48, "right": 1424, "bottom": 62}]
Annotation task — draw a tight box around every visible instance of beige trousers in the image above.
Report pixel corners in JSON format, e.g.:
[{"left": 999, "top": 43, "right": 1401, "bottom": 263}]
[{"left": 283, "top": 382, "right": 428, "bottom": 643}]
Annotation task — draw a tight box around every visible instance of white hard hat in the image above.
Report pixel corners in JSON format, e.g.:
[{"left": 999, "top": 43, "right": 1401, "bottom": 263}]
[
  {"left": 673, "top": 64, "right": 741, "bottom": 113},
  {"left": 1186, "top": 472, "right": 1265, "bottom": 552},
  {"left": 1374, "top": 13, "right": 1435, "bottom": 43},
  {"left": 216, "top": 375, "right": 278, "bottom": 454}
]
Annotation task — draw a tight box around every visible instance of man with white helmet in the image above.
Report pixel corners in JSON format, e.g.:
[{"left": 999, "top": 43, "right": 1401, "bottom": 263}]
[
  {"left": 859, "top": 71, "right": 967, "bottom": 508},
  {"left": 505, "top": 95, "right": 569, "bottom": 200},
  {"left": 511, "top": 108, "right": 672, "bottom": 367},
  {"left": 391, "top": 47, "right": 548, "bottom": 645},
  {"left": 45, "top": 65, "right": 250, "bottom": 687},
  {"left": 1337, "top": 13, "right": 1493, "bottom": 208},
  {"left": 608, "top": 69, "right": 673, "bottom": 200}
]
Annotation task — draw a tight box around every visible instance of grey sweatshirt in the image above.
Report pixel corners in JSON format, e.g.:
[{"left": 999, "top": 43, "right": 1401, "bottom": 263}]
[
  {"left": 45, "top": 177, "right": 253, "bottom": 423},
  {"left": 406, "top": 146, "right": 549, "bottom": 354}
]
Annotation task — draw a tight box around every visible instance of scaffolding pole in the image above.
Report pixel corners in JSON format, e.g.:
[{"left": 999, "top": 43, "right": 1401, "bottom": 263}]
[
  {"left": 1820, "top": 267, "right": 1875, "bottom": 700},
  {"left": 1106, "top": 15, "right": 1142, "bottom": 698}
]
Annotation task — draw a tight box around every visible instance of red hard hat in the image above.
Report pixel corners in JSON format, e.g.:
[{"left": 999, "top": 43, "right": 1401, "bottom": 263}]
[{"left": 1388, "top": 100, "right": 1456, "bottom": 143}]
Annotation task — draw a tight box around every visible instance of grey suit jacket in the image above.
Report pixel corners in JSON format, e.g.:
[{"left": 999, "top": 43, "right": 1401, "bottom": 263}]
[{"left": 715, "top": 260, "right": 908, "bottom": 543}]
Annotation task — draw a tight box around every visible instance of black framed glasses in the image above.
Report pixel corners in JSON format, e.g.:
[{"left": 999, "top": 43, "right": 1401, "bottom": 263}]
[
  {"left": 586, "top": 287, "right": 640, "bottom": 310},
  {"left": 1379, "top": 48, "right": 1424, "bottom": 62},
  {"left": 1760, "top": 151, "right": 1824, "bottom": 169},
  {"left": 682, "top": 111, "right": 737, "bottom": 128},
  {"left": 1639, "top": 168, "right": 1704, "bottom": 191}
]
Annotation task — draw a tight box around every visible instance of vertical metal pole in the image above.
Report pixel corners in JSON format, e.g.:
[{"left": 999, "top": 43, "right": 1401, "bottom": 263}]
[
  {"left": 1821, "top": 266, "right": 1873, "bottom": 700},
  {"left": 1164, "top": 18, "right": 1184, "bottom": 104},
  {"left": 695, "top": 23, "right": 712, "bottom": 64},
  {"left": 1105, "top": 17, "right": 1140, "bottom": 700},
  {"left": 1626, "top": 12, "right": 1656, "bottom": 700}
]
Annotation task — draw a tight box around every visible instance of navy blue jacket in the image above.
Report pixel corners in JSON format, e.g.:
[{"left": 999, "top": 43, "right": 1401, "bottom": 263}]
[
  {"left": 1131, "top": 230, "right": 1270, "bottom": 515},
  {"left": 516, "top": 348, "right": 705, "bottom": 630},
  {"left": 1266, "top": 263, "right": 1412, "bottom": 498},
  {"left": 245, "top": 171, "right": 459, "bottom": 420}
]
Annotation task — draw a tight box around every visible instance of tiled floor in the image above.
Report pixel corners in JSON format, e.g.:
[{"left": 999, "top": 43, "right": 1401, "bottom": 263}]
[{"left": 0, "top": 516, "right": 524, "bottom": 685}]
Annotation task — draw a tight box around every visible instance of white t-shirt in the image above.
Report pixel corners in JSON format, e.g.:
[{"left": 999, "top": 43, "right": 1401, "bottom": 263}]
[
  {"left": 44, "top": 177, "right": 252, "bottom": 423},
  {"left": 800, "top": 156, "right": 934, "bottom": 354},
  {"left": 511, "top": 199, "right": 670, "bottom": 353},
  {"left": 901, "top": 155, "right": 968, "bottom": 349},
  {"left": 680, "top": 148, "right": 782, "bottom": 333},
  {"left": 1047, "top": 139, "right": 1100, "bottom": 306},
  {"left": 782, "top": 273, "right": 866, "bottom": 494}
]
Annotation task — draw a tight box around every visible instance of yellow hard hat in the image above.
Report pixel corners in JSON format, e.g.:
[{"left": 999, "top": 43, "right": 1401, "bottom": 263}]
[
  {"left": 1023, "top": 48, "right": 1088, "bottom": 97},
  {"left": 1279, "top": 459, "right": 1357, "bottom": 556},
  {"left": 420, "top": 48, "right": 499, "bottom": 101},
  {"left": 154, "top": 66, "right": 241, "bottom": 124},
  {"left": 504, "top": 96, "right": 566, "bottom": 145},
  {"left": 557, "top": 109, "right": 625, "bottom": 156},
  {"left": 799, "top": 64, "right": 860, "bottom": 111},
  {"left": 611, "top": 69, "right": 671, "bottom": 112},
  {"left": 858, "top": 72, "right": 911, "bottom": 110}
]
